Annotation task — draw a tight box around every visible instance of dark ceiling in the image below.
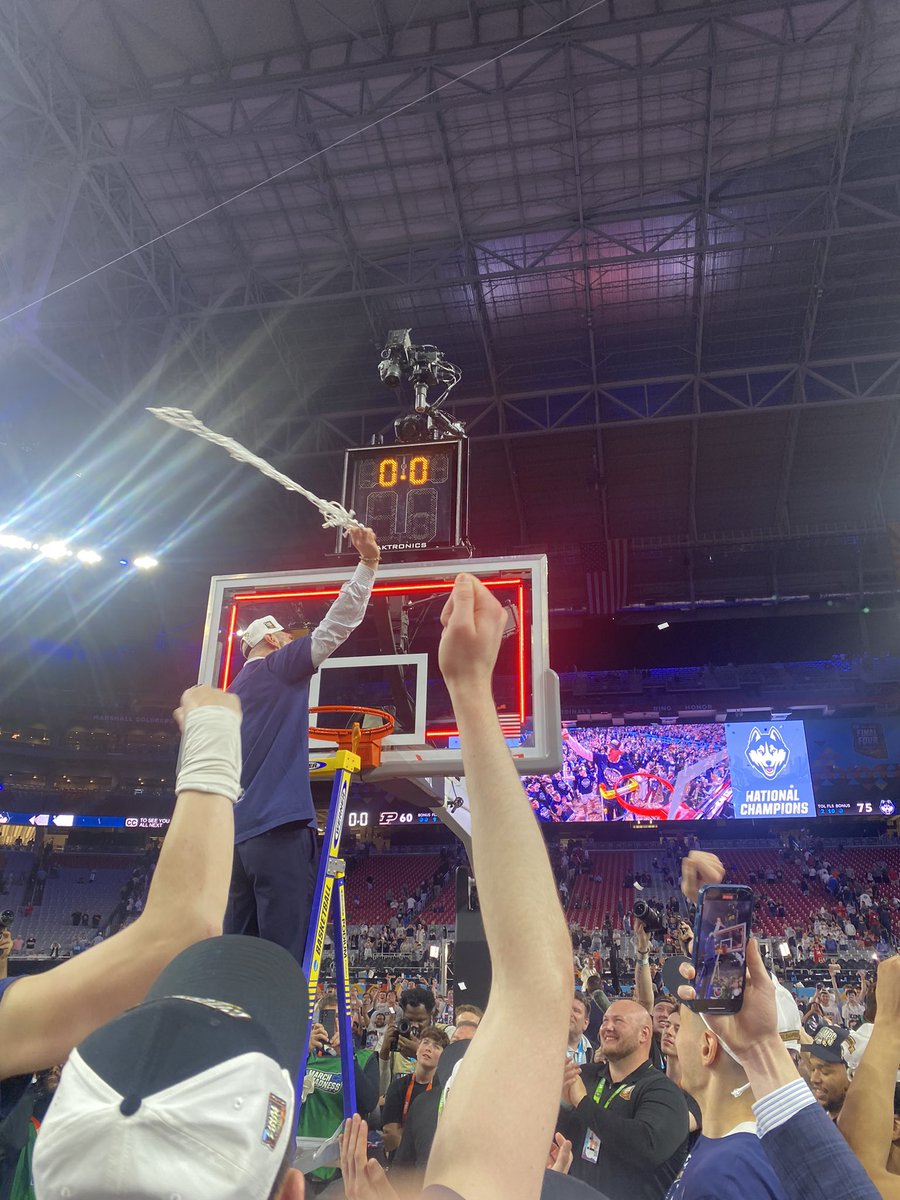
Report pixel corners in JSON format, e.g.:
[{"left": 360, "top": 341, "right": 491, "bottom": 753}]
[{"left": 2, "top": 0, "right": 900, "bottom": 704}]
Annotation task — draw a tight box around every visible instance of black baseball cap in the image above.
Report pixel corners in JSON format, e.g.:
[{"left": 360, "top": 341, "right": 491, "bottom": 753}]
[{"left": 808, "top": 1024, "right": 854, "bottom": 1065}]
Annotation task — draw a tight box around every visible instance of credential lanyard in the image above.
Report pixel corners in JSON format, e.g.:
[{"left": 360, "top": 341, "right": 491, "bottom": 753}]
[
  {"left": 592, "top": 1077, "right": 626, "bottom": 1108},
  {"left": 403, "top": 1074, "right": 432, "bottom": 1122}
]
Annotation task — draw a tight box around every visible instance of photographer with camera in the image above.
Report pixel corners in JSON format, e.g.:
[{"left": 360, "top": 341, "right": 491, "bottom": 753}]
[
  {"left": 633, "top": 900, "right": 677, "bottom": 1072},
  {"left": 378, "top": 986, "right": 439, "bottom": 1093}
]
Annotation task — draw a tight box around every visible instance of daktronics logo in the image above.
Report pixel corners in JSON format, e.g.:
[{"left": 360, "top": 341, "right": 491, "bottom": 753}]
[{"left": 384, "top": 541, "right": 428, "bottom": 550}]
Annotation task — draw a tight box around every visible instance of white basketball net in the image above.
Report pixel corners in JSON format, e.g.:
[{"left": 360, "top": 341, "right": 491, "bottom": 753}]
[{"left": 147, "top": 407, "right": 362, "bottom": 533}]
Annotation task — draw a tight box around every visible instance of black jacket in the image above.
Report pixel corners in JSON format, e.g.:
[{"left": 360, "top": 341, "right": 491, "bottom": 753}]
[{"left": 558, "top": 1059, "right": 690, "bottom": 1200}]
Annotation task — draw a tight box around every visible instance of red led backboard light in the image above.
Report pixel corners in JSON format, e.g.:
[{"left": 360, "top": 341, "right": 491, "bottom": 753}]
[{"left": 219, "top": 576, "right": 528, "bottom": 738}]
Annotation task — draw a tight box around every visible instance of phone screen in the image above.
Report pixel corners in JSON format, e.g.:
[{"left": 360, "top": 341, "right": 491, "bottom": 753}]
[{"left": 690, "top": 885, "right": 753, "bottom": 1013}]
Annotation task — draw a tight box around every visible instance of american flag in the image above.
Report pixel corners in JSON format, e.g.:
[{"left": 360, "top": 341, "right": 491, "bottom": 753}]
[
  {"left": 584, "top": 539, "right": 630, "bottom": 616},
  {"left": 498, "top": 712, "right": 522, "bottom": 739}
]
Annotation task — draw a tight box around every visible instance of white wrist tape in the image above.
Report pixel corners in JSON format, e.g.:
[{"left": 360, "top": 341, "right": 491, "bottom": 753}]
[{"left": 175, "top": 706, "right": 243, "bottom": 803}]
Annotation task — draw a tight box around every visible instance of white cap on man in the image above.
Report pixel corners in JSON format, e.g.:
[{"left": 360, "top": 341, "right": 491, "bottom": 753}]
[{"left": 240, "top": 616, "right": 284, "bottom": 659}]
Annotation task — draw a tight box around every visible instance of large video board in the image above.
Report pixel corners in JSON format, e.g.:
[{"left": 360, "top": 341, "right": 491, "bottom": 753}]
[{"left": 523, "top": 718, "right": 899, "bottom": 823}]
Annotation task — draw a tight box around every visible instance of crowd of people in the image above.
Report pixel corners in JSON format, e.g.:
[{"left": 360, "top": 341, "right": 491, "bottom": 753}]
[
  {"left": 0, "top": 566, "right": 894, "bottom": 1199},
  {"left": 525, "top": 725, "right": 732, "bottom": 822}
]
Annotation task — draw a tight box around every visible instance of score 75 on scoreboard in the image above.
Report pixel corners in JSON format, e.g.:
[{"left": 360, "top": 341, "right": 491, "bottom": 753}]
[{"left": 338, "top": 440, "right": 467, "bottom": 554}]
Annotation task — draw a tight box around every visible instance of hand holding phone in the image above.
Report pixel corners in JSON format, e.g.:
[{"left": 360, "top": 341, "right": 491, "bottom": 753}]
[
  {"left": 677, "top": 937, "right": 783, "bottom": 1062},
  {"left": 689, "top": 884, "right": 753, "bottom": 1014},
  {"left": 321, "top": 1009, "right": 338, "bottom": 1040}
]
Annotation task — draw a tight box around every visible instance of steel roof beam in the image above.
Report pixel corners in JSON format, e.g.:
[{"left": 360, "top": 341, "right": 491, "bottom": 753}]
[
  {"left": 84, "top": 0, "right": 858, "bottom": 117},
  {"left": 775, "top": 0, "right": 875, "bottom": 535}
]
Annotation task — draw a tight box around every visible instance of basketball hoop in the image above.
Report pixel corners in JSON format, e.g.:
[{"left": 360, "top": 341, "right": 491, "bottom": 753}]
[{"left": 308, "top": 706, "right": 395, "bottom": 769}]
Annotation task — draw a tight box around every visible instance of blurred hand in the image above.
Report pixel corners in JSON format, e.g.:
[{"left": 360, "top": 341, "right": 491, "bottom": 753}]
[
  {"left": 349, "top": 525, "right": 380, "bottom": 564},
  {"left": 547, "top": 1133, "right": 573, "bottom": 1174},
  {"left": 438, "top": 574, "right": 507, "bottom": 693},
  {"left": 681, "top": 851, "right": 725, "bottom": 905},
  {"left": 677, "top": 919, "right": 695, "bottom": 957},
  {"left": 341, "top": 1115, "right": 400, "bottom": 1200},
  {"left": 309, "top": 1022, "right": 330, "bottom": 1055},
  {"left": 873, "top": 954, "right": 900, "bottom": 1029},
  {"left": 634, "top": 917, "right": 650, "bottom": 957},
  {"left": 379, "top": 1017, "right": 398, "bottom": 1060},
  {"left": 677, "top": 938, "right": 777, "bottom": 1061},
  {"left": 562, "top": 1059, "right": 587, "bottom": 1107},
  {"left": 173, "top": 685, "right": 241, "bottom": 733},
  {"left": 397, "top": 1032, "right": 420, "bottom": 1058},
  {"left": 0, "top": 930, "right": 12, "bottom": 962}
]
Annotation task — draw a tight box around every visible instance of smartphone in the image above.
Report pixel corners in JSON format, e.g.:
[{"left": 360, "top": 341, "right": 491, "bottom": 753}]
[
  {"left": 689, "top": 884, "right": 753, "bottom": 1014},
  {"left": 321, "top": 1009, "right": 337, "bottom": 1040}
]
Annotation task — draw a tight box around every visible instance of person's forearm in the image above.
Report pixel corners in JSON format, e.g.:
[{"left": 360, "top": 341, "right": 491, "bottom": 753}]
[
  {"left": 310, "top": 563, "right": 376, "bottom": 668},
  {"left": 838, "top": 1024, "right": 900, "bottom": 1173},
  {"left": 450, "top": 684, "right": 571, "bottom": 997},
  {"left": 137, "top": 789, "right": 233, "bottom": 947},
  {"left": 564, "top": 736, "right": 592, "bottom": 762},
  {"left": 738, "top": 1035, "right": 801, "bottom": 1100},
  {"left": 635, "top": 958, "right": 653, "bottom": 1009}
]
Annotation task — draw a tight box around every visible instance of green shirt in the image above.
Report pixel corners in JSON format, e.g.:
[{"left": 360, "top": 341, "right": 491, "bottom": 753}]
[{"left": 300, "top": 1050, "right": 375, "bottom": 1182}]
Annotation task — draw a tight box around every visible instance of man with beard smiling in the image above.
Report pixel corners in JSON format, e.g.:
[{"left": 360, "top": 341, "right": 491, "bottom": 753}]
[
  {"left": 807, "top": 1026, "right": 853, "bottom": 1121},
  {"left": 558, "top": 999, "right": 690, "bottom": 1199}
]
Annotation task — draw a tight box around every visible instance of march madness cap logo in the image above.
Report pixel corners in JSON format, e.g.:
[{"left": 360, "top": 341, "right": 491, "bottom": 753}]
[
  {"left": 745, "top": 727, "right": 790, "bottom": 780},
  {"left": 262, "top": 1094, "right": 287, "bottom": 1150}
]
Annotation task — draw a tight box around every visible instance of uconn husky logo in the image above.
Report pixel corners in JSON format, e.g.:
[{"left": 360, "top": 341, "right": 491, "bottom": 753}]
[{"left": 745, "top": 727, "right": 790, "bottom": 781}]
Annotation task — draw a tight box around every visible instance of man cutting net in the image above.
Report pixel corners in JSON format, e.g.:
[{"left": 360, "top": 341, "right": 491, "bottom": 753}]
[{"left": 225, "top": 524, "right": 380, "bottom": 961}]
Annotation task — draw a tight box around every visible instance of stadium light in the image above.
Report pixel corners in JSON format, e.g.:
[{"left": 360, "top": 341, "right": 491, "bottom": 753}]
[
  {"left": 76, "top": 549, "right": 102, "bottom": 565},
  {"left": 39, "top": 541, "right": 71, "bottom": 560},
  {"left": 133, "top": 555, "right": 159, "bottom": 570},
  {"left": 0, "top": 533, "right": 34, "bottom": 551}
]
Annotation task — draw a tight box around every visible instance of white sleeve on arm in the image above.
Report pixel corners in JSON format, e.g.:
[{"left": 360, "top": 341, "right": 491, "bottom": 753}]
[
  {"left": 752, "top": 1077, "right": 818, "bottom": 1138},
  {"left": 310, "top": 564, "right": 376, "bottom": 668}
]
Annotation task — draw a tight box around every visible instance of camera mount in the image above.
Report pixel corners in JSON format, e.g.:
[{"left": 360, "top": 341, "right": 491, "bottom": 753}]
[{"left": 378, "top": 329, "right": 465, "bottom": 443}]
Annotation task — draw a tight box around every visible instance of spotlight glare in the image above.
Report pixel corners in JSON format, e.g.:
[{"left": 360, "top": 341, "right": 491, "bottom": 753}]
[
  {"left": 39, "top": 541, "right": 71, "bottom": 560},
  {"left": 76, "top": 549, "right": 102, "bottom": 565},
  {"left": 134, "top": 555, "right": 159, "bottom": 570},
  {"left": 0, "top": 533, "right": 34, "bottom": 551}
]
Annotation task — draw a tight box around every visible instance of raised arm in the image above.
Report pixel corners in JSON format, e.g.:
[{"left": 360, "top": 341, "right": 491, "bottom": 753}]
[
  {"left": 633, "top": 917, "right": 654, "bottom": 1011},
  {"left": 678, "top": 939, "right": 880, "bottom": 1200},
  {"left": 0, "top": 687, "right": 240, "bottom": 1077},
  {"left": 838, "top": 956, "right": 900, "bottom": 1198},
  {"left": 309, "top": 526, "right": 380, "bottom": 668},
  {"left": 561, "top": 727, "right": 594, "bottom": 763},
  {"left": 423, "top": 575, "right": 572, "bottom": 1200}
]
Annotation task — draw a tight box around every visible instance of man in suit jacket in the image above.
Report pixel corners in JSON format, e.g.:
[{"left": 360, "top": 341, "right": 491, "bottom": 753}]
[{"left": 675, "top": 857, "right": 879, "bottom": 1200}]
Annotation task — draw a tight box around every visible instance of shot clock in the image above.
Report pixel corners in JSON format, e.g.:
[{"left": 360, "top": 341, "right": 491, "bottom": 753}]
[{"left": 338, "top": 440, "right": 468, "bottom": 554}]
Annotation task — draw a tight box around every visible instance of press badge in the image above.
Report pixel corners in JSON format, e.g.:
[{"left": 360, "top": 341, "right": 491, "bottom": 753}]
[{"left": 582, "top": 1129, "right": 601, "bottom": 1164}]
